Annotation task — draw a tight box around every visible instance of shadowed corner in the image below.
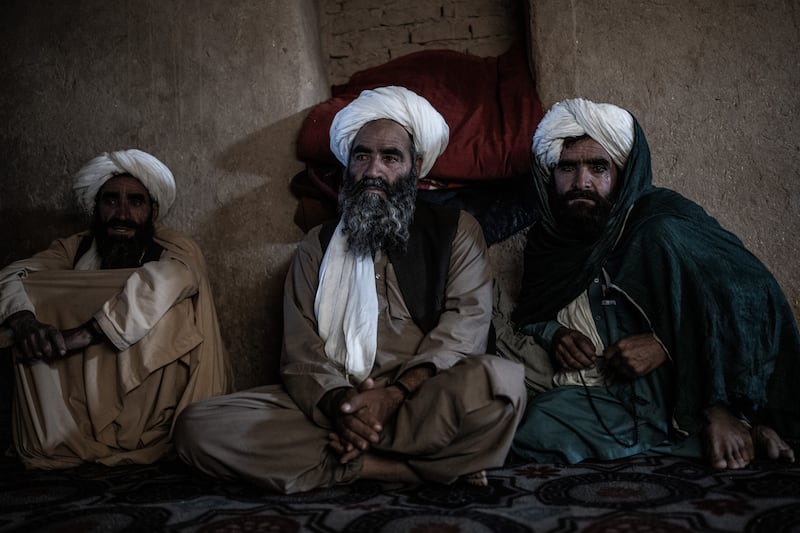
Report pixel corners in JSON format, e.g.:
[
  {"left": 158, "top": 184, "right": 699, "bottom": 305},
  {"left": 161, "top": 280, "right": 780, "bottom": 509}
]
[
  {"left": 0, "top": 209, "right": 83, "bottom": 456},
  {"left": 0, "top": 209, "right": 86, "bottom": 266}
]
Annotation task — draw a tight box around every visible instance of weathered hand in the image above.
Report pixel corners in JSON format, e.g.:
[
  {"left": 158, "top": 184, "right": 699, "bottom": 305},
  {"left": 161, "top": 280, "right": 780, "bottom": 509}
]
[
  {"left": 329, "top": 378, "right": 404, "bottom": 464},
  {"left": 327, "top": 432, "right": 363, "bottom": 464},
  {"left": 340, "top": 383, "right": 403, "bottom": 431},
  {"left": 6, "top": 310, "right": 66, "bottom": 363},
  {"left": 552, "top": 326, "right": 597, "bottom": 370},
  {"left": 603, "top": 333, "right": 666, "bottom": 379}
]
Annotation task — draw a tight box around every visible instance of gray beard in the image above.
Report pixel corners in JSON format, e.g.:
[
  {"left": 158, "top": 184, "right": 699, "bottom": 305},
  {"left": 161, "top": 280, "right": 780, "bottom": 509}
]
[{"left": 338, "top": 171, "right": 417, "bottom": 257}]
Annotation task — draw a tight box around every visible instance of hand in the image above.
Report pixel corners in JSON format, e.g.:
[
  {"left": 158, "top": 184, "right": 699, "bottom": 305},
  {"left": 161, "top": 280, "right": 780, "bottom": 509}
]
[
  {"left": 328, "top": 378, "right": 405, "bottom": 464},
  {"left": 6, "top": 310, "right": 66, "bottom": 363},
  {"left": 552, "top": 326, "right": 597, "bottom": 370},
  {"left": 327, "top": 379, "right": 375, "bottom": 463},
  {"left": 61, "top": 324, "right": 97, "bottom": 353},
  {"left": 603, "top": 333, "right": 666, "bottom": 380}
]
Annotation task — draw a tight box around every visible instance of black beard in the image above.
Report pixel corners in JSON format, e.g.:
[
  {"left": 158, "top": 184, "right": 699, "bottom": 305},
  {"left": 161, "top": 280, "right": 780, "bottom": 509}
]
[
  {"left": 91, "top": 214, "right": 156, "bottom": 269},
  {"left": 551, "top": 189, "right": 613, "bottom": 242},
  {"left": 338, "top": 170, "right": 418, "bottom": 257}
]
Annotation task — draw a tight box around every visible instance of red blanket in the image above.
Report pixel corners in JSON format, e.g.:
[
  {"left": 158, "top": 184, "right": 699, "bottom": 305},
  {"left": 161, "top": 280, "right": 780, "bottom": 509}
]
[
  {"left": 297, "top": 43, "right": 543, "bottom": 185},
  {"left": 292, "top": 43, "right": 543, "bottom": 231}
]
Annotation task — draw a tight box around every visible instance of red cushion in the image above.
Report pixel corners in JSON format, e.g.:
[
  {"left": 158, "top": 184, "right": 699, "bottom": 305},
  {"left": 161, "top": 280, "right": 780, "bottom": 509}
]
[{"left": 296, "top": 44, "right": 543, "bottom": 183}]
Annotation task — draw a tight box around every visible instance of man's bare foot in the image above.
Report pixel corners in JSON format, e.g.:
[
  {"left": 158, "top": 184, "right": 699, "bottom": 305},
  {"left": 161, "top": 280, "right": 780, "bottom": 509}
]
[
  {"left": 460, "top": 470, "right": 488, "bottom": 487},
  {"left": 752, "top": 425, "right": 796, "bottom": 464},
  {"left": 360, "top": 453, "right": 421, "bottom": 483},
  {"left": 706, "top": 405, "right": 754, "bottom": 470}
]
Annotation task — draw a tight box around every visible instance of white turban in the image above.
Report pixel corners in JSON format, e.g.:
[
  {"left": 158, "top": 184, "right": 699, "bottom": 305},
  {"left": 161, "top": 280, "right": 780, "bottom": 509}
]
[
  {"left": 73, "top": 149, "right": 176, "bottom": 218},
  {"left": 329, "top": 86, "right": 449, "bottom": 179},
  {"left": 532, "top": 98, "right": 634, "bottom": 179}
]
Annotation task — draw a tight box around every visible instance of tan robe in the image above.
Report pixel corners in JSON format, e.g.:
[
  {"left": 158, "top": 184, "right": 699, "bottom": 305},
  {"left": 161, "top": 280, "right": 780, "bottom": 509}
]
[
  {"left": 0, "top": 225, "right": 233, "bottom": 469},
  {"left": 175, "top": 212, "right": 526, "bottom": 493}
]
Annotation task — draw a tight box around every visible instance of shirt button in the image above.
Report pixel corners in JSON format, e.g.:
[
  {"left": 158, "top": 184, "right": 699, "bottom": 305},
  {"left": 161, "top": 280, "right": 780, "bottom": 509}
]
[{"left": 593, "top": 278, "right": 600, "bottom": 283}]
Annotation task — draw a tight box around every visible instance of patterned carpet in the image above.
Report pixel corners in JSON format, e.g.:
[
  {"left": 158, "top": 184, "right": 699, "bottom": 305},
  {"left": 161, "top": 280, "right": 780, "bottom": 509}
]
[
  {"left": 1, "top": 442, "right": 799, "bottom": 533},
  {"left": 1, "top": 352, "right": 798, "bottom": 532}
]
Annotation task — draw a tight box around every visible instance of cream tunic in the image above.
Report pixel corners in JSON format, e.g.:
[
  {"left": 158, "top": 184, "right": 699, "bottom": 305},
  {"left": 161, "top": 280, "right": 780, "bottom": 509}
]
[{"left": 0, "top": 225, "right": 233, "bottom": 469}]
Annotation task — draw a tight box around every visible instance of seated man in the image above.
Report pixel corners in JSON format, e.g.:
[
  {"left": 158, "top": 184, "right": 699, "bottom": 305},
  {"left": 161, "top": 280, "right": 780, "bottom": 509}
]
[
  {"left": 175, "top": 86, "right": 527, "bottom": 494},
  {"left": 508, "top": 98, "right": 797, "bottom": 470},
  {"left": 0, "top": 149, "right": 233, "bottom": 469}
]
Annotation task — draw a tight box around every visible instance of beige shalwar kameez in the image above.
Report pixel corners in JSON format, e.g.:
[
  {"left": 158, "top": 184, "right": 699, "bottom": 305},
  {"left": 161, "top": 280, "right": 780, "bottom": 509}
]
[
  {"left": 0, "top": 225, "right": 232, "bottom": 469},
  {"left": 175, "top": 212, "right": 526, "bottom": 493}
]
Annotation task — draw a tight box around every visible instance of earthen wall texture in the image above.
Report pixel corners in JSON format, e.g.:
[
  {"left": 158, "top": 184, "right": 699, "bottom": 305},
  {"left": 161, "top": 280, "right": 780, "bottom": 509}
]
[
  {"left": 320, "top": 0, "right": 525, "bottom": 84},
  {"left": 531, "top": 0, "right": 800, "bottom": 317},
  {"left": 3, "top": 1, "right": 797, "bottom": 389},
  {"left": 1, "top": 0, "right": 328, "bottom": 388}
]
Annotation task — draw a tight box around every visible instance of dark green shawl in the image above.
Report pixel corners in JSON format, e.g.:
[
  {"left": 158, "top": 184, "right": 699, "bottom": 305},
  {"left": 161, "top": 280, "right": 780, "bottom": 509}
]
[{"left": 513, "top": 119, "right": 800, "bottom": 435}]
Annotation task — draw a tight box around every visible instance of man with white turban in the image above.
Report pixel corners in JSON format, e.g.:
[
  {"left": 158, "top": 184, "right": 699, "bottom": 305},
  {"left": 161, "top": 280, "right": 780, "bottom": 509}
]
[
  {"left": 175, "top": 86, "right": 526, "bottom": 493},
  {"left": 506, "top": 98, "right": 797, "bottom": 469},
  {"left": 0, "top": 149, "right": 232, "bottom": 469}
]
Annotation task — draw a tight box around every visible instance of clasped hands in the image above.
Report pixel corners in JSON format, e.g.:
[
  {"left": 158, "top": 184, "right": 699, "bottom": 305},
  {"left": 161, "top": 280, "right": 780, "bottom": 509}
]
[
  {"left": 552, "top": 326, "right": 666, "bottom": 380},
  {"left": 326, "top": 377, "right": 406, "bottom": 464},
  {"left": 5, "top": 310, "right": 100, "bottom": 364}
]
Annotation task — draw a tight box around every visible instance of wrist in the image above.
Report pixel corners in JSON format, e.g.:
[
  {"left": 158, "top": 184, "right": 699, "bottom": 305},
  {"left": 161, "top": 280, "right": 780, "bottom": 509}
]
[
  {"left": 319, "top": 387, "right": 351, "bottom": 419},
  {"left": 84, "top": 318, "right": 104, "bottom": 344},
  {"left": 389, "top": 381, "right": 412, "bottom": 402},
  {"left": 5, "top": 310, "right": 35, "bottom": 330}
]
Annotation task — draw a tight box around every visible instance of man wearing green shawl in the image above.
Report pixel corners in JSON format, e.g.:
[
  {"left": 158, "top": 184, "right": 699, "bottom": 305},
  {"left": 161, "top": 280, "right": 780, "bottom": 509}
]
[{"left": 510, "top": 98, "right": 797, "bottom": 470}]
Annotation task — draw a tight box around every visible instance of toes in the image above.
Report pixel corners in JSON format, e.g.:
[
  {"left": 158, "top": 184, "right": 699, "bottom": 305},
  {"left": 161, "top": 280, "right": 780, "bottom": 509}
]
[
  {"left": 764, "top": 438, "right": 781, "bottom": 460},
  {"left": 709, "top": 445, "right": 733, "bottom": 470},
  {"left": 778, "top": 441, "right": 796, "bottom": 463},
  {"left": 729, "top": 454, "right": 749, "bottom": 469},
  {"left": 753, "top": 425, "right": 796, "bottom": 463}
]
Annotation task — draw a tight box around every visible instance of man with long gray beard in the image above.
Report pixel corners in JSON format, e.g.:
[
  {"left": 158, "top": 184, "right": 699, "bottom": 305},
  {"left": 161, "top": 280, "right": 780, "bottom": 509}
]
[
  {"left": 0, "top": 149, "right": 232, "bottom": 469},
  {"left": 175, "top": 86, "right": 526, "bottom": 494}
]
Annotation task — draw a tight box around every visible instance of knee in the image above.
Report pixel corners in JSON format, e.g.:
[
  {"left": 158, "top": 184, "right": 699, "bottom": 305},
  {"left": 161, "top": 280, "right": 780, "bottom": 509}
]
[{"left": 477, "top": 355, "right": 528, "bottom": 407}]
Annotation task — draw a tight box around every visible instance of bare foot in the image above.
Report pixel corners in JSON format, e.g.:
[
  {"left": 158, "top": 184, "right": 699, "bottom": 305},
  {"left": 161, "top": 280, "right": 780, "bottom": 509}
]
[
  {"left": 460, "top": 470, "right": 488, "bottom": 487},
  {"left": 705, "top": 405, "right": 754, "bottom": 470},
  {"left": 752, "top": 425, "right": 796, "bottom": 464},
  {"left": 360, "top": 453, "right": 421, "bottom": 484}
]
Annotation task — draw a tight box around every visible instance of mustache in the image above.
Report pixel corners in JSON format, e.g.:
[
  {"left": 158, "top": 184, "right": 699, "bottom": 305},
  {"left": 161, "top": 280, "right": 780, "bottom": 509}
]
[
  {"left": 104, "top": 218, "right": 142, "bottom": 230},
  {"left": 353, "top": 177, "right": 391, "bottom": 196},
  {"left": 563, "top": 190, "right": 611, "bottom": 206}
]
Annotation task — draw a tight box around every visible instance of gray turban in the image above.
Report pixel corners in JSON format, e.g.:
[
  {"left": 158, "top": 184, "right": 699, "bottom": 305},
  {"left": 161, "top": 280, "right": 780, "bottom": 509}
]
[
  {"left": 73, "top": 149, "right": 176, "bottom": 218},
  {"left": 532, "top": 98, "right": 634, "bottom": 179},
  {"left": 329, "top": 86, "right": 450, "bottom": 179}
]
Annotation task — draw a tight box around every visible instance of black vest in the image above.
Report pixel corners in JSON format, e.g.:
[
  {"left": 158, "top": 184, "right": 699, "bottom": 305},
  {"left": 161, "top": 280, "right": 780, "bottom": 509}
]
[{"left": 319, "top": 201, "right": 460, "bottom": 334}]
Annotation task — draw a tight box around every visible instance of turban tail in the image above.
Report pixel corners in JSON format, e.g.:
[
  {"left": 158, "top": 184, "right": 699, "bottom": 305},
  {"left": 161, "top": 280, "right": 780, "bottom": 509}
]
[
  {"left": 329, "top": 86, "right": 449, "bottom": 178},
  {"left": 73, "top": 149, "right": 176, "bottom": 217},
  {"left": 532, "top": 98, "right": 634, "bottom": 178}
]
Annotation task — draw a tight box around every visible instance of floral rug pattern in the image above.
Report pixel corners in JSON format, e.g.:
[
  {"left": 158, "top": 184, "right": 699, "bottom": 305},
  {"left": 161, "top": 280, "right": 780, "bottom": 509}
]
[{"left": 1, "top": 447, "right": 799, "bottom": 532}]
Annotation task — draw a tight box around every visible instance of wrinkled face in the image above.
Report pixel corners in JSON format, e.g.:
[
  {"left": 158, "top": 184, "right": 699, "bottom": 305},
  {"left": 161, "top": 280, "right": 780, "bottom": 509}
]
[
  {"left": 95, "top": 175, "right": 157, "bottom": 239},
  {"left": 338, "top": 120, "right": 421, "bottom": 257},
  {"left": 348, "top": 119, "right": 422, "bottom": 194},
  {"left": 553, "top": 137, "right": 618, "bottom": 204},
  {"left": 551, "top": 137, "right": 619, "bottom": 240}
]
